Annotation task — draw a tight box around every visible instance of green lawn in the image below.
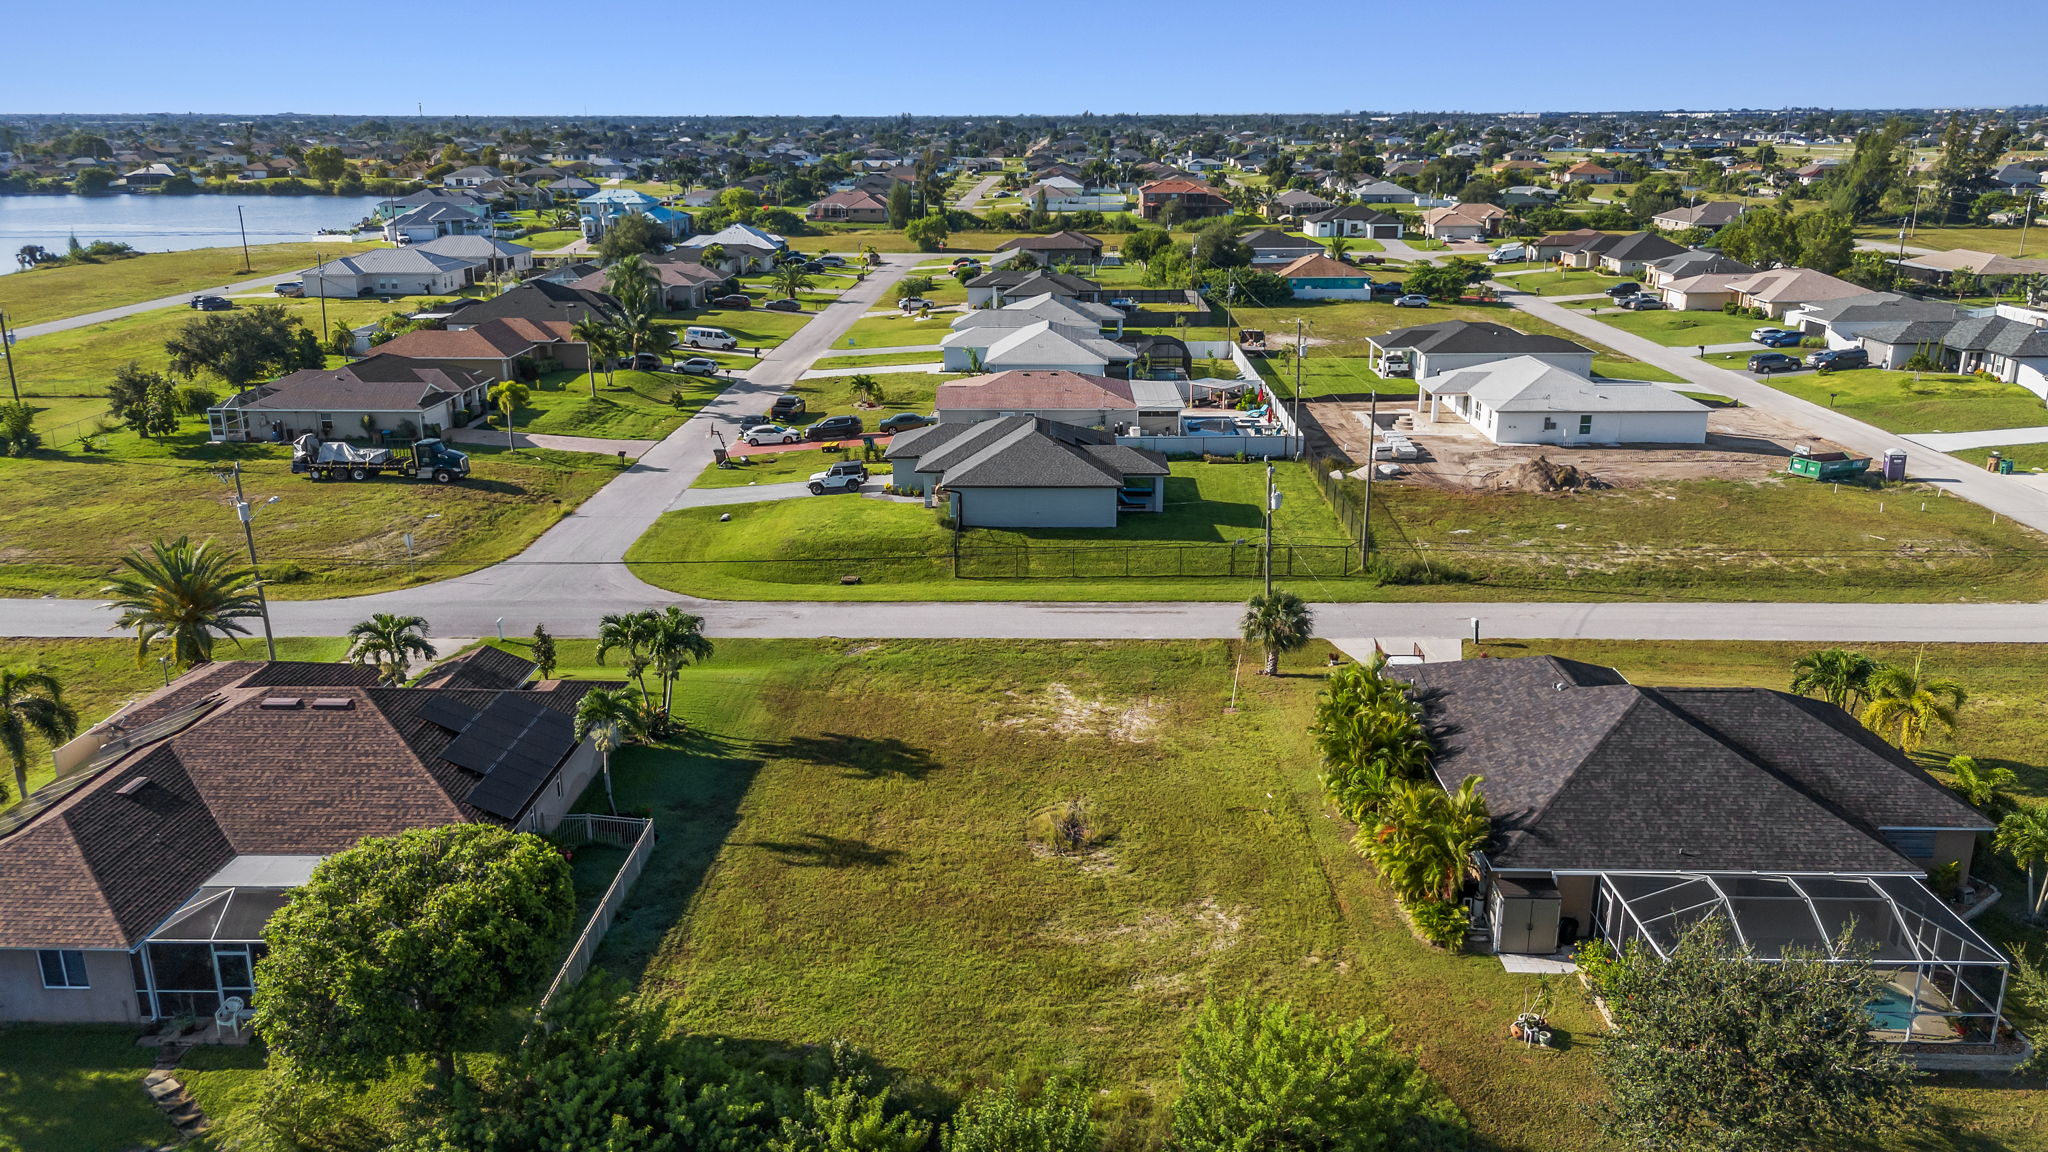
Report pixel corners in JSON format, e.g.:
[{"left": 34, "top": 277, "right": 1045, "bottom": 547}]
[
  {"left": 810, "top": 351, "right": 945, "bottom": 370},
  {"left": 1508, "top": 267, "right": 1631, "bottom": 297},
  {"left": 1255, "top": 354, "right": 1414, "bottom": 400},
  {"left": 1856, "top": 223, "right": 2046, "bottom": 258},
  {"left": 693, "top": 446, "right": 895, "bottom": 488},
  {"left": 788, "top": 373, "right": 942, "bottom": 424},
  {"left": 1749, "top": 368, "right": 2048, "bottom": 434},
  {"left": 0, "top": 1026, "right": 180, "bottom": 1152},
  {"left": 1570, "top": 305, "right": 1763, "bottom": 348},
  {"left": 1972, "top": 443, "right": 2048, "bottom": 471},
  {"left": 663, "top": 305, "right": 814, "bottom": 352},
  {"left": 0, "top": 427, "right": 626, "bottom": 600},
  {"left": 494, "top": 369, "right": 726, "bottom": 440},
  {"left": 511, "top": 229, "right": 581, "bottom": 250},
  {"left": 834, "top": 311, "right": 956, "bottom": 349},
  {"left": 0, "top": 244, "right": 335, "bottom": 327}
]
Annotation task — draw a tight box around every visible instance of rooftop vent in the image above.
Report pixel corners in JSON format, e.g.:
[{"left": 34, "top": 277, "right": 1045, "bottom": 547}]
[
  {"left": 310, "top": 697, "right": 355, "bottom": 710},
  {"left": 259, "top": 697, "right": 303, "bottom": 709},
  {"left": 115, "top": 777, "right": 150, "bottom": 796},
  {"left": 1553, "top": 682, "right": 1569, "bottom": 692}
]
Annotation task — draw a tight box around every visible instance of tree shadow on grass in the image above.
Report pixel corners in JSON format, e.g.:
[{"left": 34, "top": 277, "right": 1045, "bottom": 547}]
[
  {"left": 738, "top": 833, "right": 903, "bottom": 869},
  {"left": 754, "top": 733, "right": 941, "bottom": 781}
]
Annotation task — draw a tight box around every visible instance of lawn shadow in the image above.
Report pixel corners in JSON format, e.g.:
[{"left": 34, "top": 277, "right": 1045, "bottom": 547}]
[
  {"left": 738, "top": 832, "right": 903, "bottom": 868},
  {"left": 754, "top": 732, "right": 941, "bottom": 781}
]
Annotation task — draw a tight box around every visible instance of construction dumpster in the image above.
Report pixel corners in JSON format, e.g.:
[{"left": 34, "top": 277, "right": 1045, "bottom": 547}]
[{"left": 1787, "top": 448, "right": 1870, "bottom": 481}]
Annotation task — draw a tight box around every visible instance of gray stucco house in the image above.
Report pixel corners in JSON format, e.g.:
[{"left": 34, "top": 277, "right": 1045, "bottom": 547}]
[{"left": 886, "top": 416, "right": 1168, "bottom": 528}]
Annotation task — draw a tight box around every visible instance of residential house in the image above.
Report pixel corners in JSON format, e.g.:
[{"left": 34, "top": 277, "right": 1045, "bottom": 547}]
[
  {"left": 1991, "top": 163, "right": 2045, "bottom": 192},
  {"left": 383, "top": 202, "right": 495, "bottom": 245},
  {"left": 1561, "top": 161, "right": 1619, "bottom": 184},
  {"left": 302, "top": 248, "right": 478, "bottom": 299},
  {"left": 576, "top": 188, "right": 690, "bottom": 242},
  {"left": 1849, "top": 312, "right": 2048, "bottom": 394},
  {"left": 965, "top": 269, "right": 1102, "bottom": 308},
  {"left": 942, "top": 320, "right": 1133, "bottom": 375},
  {"left": 375, "top": 188, "right": 489, "bottom": 220},
  {"left": 1527, "top": 228, "right": 1608, "bottom": 262},
  {"left": 1269, "top": 188, "right": 1335, "bottom": 218},
  {"left": 997, "top": 230, "right": 1105, "bottom": 267},
  {"left": 119, "top": 163, "right": 181, "bottom": 188},
  {"left": 0, "top": 653, "right": 609, "bottom": 1025},
  {"left": 371, "top": 317, "right": 589, "bottom": 377},
  {"left": 1785, "top": 293, "right": 1965, "bottom": 349},
  {"left": 1240, "top": 229, "right": 1327, "bottom": 265},
  {"left": 1383, "top": 654, "right": 2010, "bottom": 1050},
  {"left": 442, "top": 165, "right": 502, "bottom": 188},
  {"left": 443, "top": 281, "right": 623, "bottom": 331},
  {"left": 1137, "top": 179, "right": 1231, "bottom": 221},
  {"left": 1592, "top": 232, "right": 1691, "bottom": 276},
  {"left": 1419, "top": 203, "right": 1507, "bottom": 241},
  {"left": 1500, "top": 185, "right": 1560, "bottom": 208},
  {"left": 1643, "top": 249, "right": 1754, "bottom": 290},
  {"left": 411, "top": 235, "right": 535, "bottom": 281},
  {"left": 1893, "top": 249, "right": 2048, "bottom": 292},
  {"left": 931, "top": 370, "right": 1180, "bottom": 433},
  {"left": 1300, "top": 204, "right": 1404, "bottom": 240},
  {"left": 1724, "top": 267, "right": 1869, "bottom": 319},
  {"left": 1273, "top": 253, "right": 1374, "bottom": 300},
  {"left": 886, "top": 414, "right": 1169, "bottom": 527},
  {"left": 1417, "top": 356, "right": 1708, "bottom": 444},
  {"left": 205, "top": 355, "right": 491, "bottom": 442},
  {"left": 1649, "top": 201, "right": 1749, "bottom": 232},
  {"left": 1366, "top": 319, "right": 1594, "bottom": 379},
  {"left": 1351, "top": 180, "right": 1420, "bottom": 203},
  {"left": 807, "top": 189, "right": 889, "bottom": 223},
  {"left": 570, "top": 256, "right": 729, "bottom": 312}
]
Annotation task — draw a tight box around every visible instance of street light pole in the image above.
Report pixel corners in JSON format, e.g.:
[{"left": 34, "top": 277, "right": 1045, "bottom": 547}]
[
  {"left": 1263, "top": 461, "right": 1275, "bottom": 596},
  {"left": 228, "top": 462, "right": 278, "bottom": 662},
  {"left": 235, "top": 205, "right": 251, "bottom": 273},
  {"left": 0, "top": 310, "right": 17, "bottom": 403}
]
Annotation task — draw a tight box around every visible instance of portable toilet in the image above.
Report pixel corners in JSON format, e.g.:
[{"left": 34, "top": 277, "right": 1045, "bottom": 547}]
[{"left": 1882, "top": 449, "right": 1907, "bottom": 481}]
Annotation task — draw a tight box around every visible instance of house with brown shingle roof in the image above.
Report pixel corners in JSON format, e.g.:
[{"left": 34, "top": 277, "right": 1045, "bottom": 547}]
[
  {"left": 373, "top": 317, "right": 587, "bottom": 377},
  {"left": 205, "top": 355, "right": 493, "bottom": 443},
  {"left": 1137, "top": 178, "right": 1230, "bottom": 221},
  {"left": 0, "top": 654, "right": 607, "bottom": 1024},
  {"left": 1419, "top": 202, "right": 1507, "bottom": 241},
  {"left": 807, "top": 188, "right": 889, "bottom": 224}
]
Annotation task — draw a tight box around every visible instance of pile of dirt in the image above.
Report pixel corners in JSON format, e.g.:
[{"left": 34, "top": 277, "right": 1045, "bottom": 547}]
[{"left": 1493, "top": 456, "right": 1605, "bottom": 493}]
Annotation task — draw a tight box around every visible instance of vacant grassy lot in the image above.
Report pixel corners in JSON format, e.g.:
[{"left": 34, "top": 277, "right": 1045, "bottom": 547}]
[
  {"left": 1569, "top": 304, "right": 1762, "bottom": 348},
  {"left": 834, "top": 311, "right": 955, "bottom": 349},
  {"left": 1503, "top": 267, "right": 1632, "bottom": 297},
  {"left": 0, "top": 638, "right": 348, "bottom": 809},
  {"left": 493, "top": 369, "right": 726, "bottom": 440},
  {"left": 1255, "top": 354, "right": 1415, "bottom": 400},
  {"left": 789, "top": 372, "right": 941, "bottom": 423},
  {"left": 0, "top": 243, "right": 331, "bottom": 327},
  {"left": 627, "top": 461, "right": 1360, "bottom": 601},
  {"left": 694, "top": 446, "right": 895, "bottom": 488},
  {"left": 1856, "top": 223, "right": 2044, "bottom": 258},
  {"left": 511, "top": 229, "right": 581, "bottom": 250},
  {"left": 1750, "top": 367, "right": 2048, "bottom": 434},
  {"left": 665, "top": 305, "right": 814, "bottom": 352},
  {"left": 812, "top": 351, "right": 946, "bottom": 370},
  {"left": 0, "top": 427, "right": 625, "bottom": 600}
]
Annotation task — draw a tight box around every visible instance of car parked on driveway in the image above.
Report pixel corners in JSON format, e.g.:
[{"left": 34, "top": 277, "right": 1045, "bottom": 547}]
[
  {"left": 1806, "top": 347, "right": 1869, "bottom": 371},
  {"left": 806, "top": 414, "right": 864, "bottom": 441},
  {"left": 1619, "top": 295, "right": 1665, "bottom": 310},
  {"left": 1371, "top": 281, "right": 1404, "bottom": 296},
  {"left": 1604, "top": 282, "right": 1641, "bottom": 299},
  {"left": 741, "top": 424, "right": 800, "bottom": 446},
  {"left": 817, "top": 255, "right": 847, "bottom": 267},
  {"left": 770, "top": 395, "right": 808, "bottom": 420},
  {"left": 273, "top": 281, "right": 304, "bottom": 297},
  {"left": 898, "top": 296, "right": 935, "bottom": 312},
  {"left": 1393, "top": 294, "right": 1430, "bottom": 308},
  {"left": 808, "top": 460, "right": 869, "bottom": 494},
  {"left": 673, "top": 356, "right": 723, "bottom": 375},
  {"left": 764, "top": 298, "right": 802, "bottom": 312},
  {"left": 711, "top": 294, "right": 752, "bottom": 309},
  {"left": 737, "top": 413, "right": 777, "bottom": 431},
  {"left": 1747, "top": 352, "right": 1804, "bottom": 374},
  {"left": 1755, "top": 330, "right": 1803, "bottom": 348},
  {"left": 189, "top": 295, "right": 233, "bottom": 310},
  {"left": 1750, "top": 326, "right": 1793, "bottom": 342},
  {"left": 878, "top": 412, "right": 933, "bottom": 434}
]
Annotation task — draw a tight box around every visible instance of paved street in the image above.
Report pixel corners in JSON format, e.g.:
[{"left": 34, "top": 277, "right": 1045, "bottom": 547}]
[
  {"left": 953, "top": 171, "right": 1004, "bottom": 210},
  {"left": 13, "top": 268, "right": 309, "bottom": 340}
]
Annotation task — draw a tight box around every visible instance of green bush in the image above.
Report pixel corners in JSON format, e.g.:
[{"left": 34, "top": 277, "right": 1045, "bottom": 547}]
[
  {"left": 1369, "top": 556, "right": 1473, "bottom": 586},
  {"left": 174, "top": 384, "right": 217, "bottom": 415},
  {"left": 1407, "top": 899, "right": 1470, "bottom": 951}
]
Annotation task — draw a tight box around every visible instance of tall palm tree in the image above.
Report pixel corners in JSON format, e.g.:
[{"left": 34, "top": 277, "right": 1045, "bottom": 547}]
[
  {"left": 697, "top": 243, "right": 728, "bottom": 269},
  {"left": 605, "top": 253, "right": 659, "bottom": 318},
  {"left": 1240, "top": 590, "right": 1314, "bottom": 675},
  {"left": 570, "top": 317, "right": 613, "bottom": 397},
  {"left": 770, "top": 262, "right": 815, "bottom": 301},
  {"left": 489, "top": 380, "right": 530, "bottom": 448},
  {"left": 1328, "top": 236, "right": 1352, "bottom": 263},
  {"left": 1361, "top": 775, "right": 1489, "bottom": 906},
  {"left": 595, "top": 611, "right": 657, "bottom": 712},
  {"left": 1860, "top": 658, "right": 1966, "bottom": 752},
  {"left": 613, "top": 312, "right": 672, "bottom": 362},
  {"left": 848, "top": 374, "right": 884, "bottom": 408},
  {"left": 1789, "top": 648, "right": 1880, "bottom": 710},
  {"left": 345, "top": 614, "right": 437, "bottom": 686},
  {"left": 1943, "top": 754, "right": 2018, "bottom": 810},
  {"left": 574, "top": 686, "right": 645, "bottom": 816},
  {"left": 102, "top": 537, "right": 264, "bottom": 668},
  {"left": 0, "top": 668, "right": 79, "bottom": 803},
  {"left": 644, "top": 607, "right": 714, "bottom": 720},
  {"left": 1994, "top": 806, "right": 2048, "bottom": 921}
]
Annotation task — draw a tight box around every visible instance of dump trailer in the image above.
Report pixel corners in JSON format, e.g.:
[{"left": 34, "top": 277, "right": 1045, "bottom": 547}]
[
  {"left": 1786, "top": 445, "right": 1870, "bottom": 481},
  {"left": 291, "top": 434, "right": 471, "bottom": 483}
]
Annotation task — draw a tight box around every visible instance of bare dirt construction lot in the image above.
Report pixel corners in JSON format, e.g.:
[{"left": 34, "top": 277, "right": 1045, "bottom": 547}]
[{"left": 1305, "top": 399, "right": 1850, "bottom": 492}]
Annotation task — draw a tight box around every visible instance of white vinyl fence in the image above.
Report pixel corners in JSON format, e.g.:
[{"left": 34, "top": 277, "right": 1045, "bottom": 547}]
[{"left": 536, "top": 814, "right": 657, "bottom": 1016}]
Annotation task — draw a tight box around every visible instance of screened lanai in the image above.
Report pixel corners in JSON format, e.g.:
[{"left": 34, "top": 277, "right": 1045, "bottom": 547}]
[{"left": 1589, "top": 872, "right": 2011, "bottom": 1043}]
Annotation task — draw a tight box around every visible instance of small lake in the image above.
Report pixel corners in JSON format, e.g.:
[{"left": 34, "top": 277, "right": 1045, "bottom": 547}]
[{"left": 0, "top": 194, "right": 387, "bottom": 274}]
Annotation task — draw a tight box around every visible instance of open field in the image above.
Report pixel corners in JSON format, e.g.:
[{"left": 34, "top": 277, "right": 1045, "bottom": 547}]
[
  {"left": 1859, "top": 224, "right": 2048, "bottom": 258},
  {"left": 1748, "top": 368, "right": 2048, "bottom": 434},
  {"left": 1506, "top": 267, "right": 1633, "bottom": 297},
  {"left": 0, "top": 427, "right": 625, "bottom": 600},
  {"left": 0, "top": 243, "right": 332, "bottom": 327},
  {"left": 834, "top": 311, "right": 956, "bottom": 349},
  {"left": 497, "top": 368, "right": 728, "bottom": 440},
  {"left": 1566, "top": 303, "right": 1763, "bottom": 348},
  {"left": 510, "top": 229, "right": 581, "bottom": 250},
  {"left": 788, "top": 371, "right": 942, "bottom": 423},
  {"left": 812, "top": 351, "right": 946, "bottom": 370}
]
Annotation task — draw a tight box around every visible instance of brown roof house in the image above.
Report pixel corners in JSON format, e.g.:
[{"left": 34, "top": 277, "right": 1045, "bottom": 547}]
[
  {"left": 1137, "top": 178, "right": 1231, "bottom": 221},
  {"left": 205, "top": 355, "right": 492, "bottom": 443},
  {"left": 996, "top": 230, "right": 1105, "bottom": 267},
  {"left": 0, "top": 651, "right": 609, "bottom": 1024},
  {"left": 1419, "top": 202, "right": 1507, "bottom": 241},
  {"left": 807, "top": 188, "right": 889, "bottom": 223},
  {"left": 373, "top": 317, "right": 588, "bottom": 377}
]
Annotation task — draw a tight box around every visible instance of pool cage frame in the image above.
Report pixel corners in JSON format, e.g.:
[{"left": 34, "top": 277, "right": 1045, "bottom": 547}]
[{"left": 1586, "top": 871, "right": 2012, "bottom": 1043}]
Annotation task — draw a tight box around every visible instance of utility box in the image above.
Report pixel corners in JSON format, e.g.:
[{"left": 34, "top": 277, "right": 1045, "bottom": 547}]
[{"left": 1882, "top": 449, "right": 1907, "bottom": 481}]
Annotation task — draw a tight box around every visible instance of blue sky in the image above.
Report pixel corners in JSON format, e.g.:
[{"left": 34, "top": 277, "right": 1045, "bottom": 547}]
[{"left": 5, "top": 1, "right": 2044, "bottom": 117}]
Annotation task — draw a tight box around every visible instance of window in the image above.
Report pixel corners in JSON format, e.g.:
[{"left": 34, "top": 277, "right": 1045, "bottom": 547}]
[
  {"left": 1577, "top": 415, "right": 1593, "bottom": 435},
  {"left": 39, "top": 949, "right": 89, "bottom": 989}
]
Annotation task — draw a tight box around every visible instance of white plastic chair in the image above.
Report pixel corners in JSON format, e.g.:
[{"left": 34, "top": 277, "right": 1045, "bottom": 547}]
[{"left": 215, "top": 996, "right": 249, "bottom": 1038}]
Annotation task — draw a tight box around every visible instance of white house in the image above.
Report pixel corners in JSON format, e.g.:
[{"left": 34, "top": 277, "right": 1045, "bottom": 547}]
[
  {"left": 301, "top": 248, "right": 479, "bottom": 299},
  {"left": 1300, "top": 205, "right": 1404, "bottom": 239},
  {"left": 1418, "top": 356, "right": 1708, "bottom": 445},
  {"left": 945, "top": 320, "right": 1133, "bottom": 375}
]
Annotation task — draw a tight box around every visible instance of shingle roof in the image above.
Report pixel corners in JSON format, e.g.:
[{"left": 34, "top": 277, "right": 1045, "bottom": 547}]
[
  {"left": 890, "top": 415, "right": 1166, "bottom": 489},
  {"left": 448, "top": 281, "right": 621, "bottom": 327},
  {"left": 936, "top": 370, "right": 1133, "bottom": 412},
  {"left": 416, "top": 645, "right": 539, "bottom": 691},
  {"left": 232, "top": 356, "right": 488, "bottom": 413},
  {"left": 1275, "top": 253, "right": 1366, "bottom": 280},
  {"left": 1389, "top": 657, "right": 1986, "bottom": 873},
  {"left": 1372, "top": 320, "right": 1588, "bottom": 357},
  {"left": 997, "top": 230, "right": 1104, "bottom": 252},
  {"left": 373, "top": 318, "right": 573, "bottom": 361},
  {"left": 1304, "top": 204, "right": 1399, "bottom": 224}
]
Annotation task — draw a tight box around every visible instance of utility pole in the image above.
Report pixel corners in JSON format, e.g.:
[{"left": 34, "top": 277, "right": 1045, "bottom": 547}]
[
  {"left": 0, "top": 310, "right": 18, "bottom": 403},
  {"left": 235, "top": 205, "right": 251, "bottom": 273},
  {"left": 1263, "top": 461, "right": 1275, "bottom": 596},
  {"left": 312, "top": 250, "right": 328, "bottom": 348},
  {"left": 1362, "top": 392, "right": 1376, "bottom": 573},
  {"left": 228, "top": 462, "right": 279, "bottom": 662},
  {"left": 2021, "top": 192, "right": 2040, "bottom": 258},
  {"left": 1291, "top": 318, "right": 1304, "bottom": 460}
]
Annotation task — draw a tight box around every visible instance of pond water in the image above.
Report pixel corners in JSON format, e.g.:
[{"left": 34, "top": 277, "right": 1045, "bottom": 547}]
[{"left": 0, "top": 194, "right": 385, "bottom": 273}]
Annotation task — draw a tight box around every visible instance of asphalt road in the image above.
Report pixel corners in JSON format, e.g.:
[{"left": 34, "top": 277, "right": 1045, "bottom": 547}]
[{"left": 13, "top": 268, "right": 308, "bottom": 340}]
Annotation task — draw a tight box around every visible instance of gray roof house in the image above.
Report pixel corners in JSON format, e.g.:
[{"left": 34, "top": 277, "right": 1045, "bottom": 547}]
[
  {"left": 1418, "top": 356, "right": 1708, "bottom": 445},
  {"left": 1350, "top": 180, "right": 1419, "bottom": 203},
  {"left": 412, "top": 234, "right": 536, "bottom": 278},
  {"left": 1240, "top": 229, "right": 1327, "bottom": 265},
  {"left": 1386, "top": 654, "right": 2011, "bottom": 1048},
  {"left": 302, "top": 248, "right": 480, "bottom": 299},
  {"left": 1367, "top": 319, "right": 1594, "bottom": 379},
  {"left": 965, "top": 270, "right": 1103, "bottom": 308},
  {"left": 1300, "top": 204, "right": 1404, "bottom": 239},
  {"left": 1847, "top": 311, "right": 2048, "bottom": 393},
  {"left": 886, "top": 414, "right": 1169, "bottom": 527},
  {"left": 206, "top": 355, "right": 491, "bottom": 442}
]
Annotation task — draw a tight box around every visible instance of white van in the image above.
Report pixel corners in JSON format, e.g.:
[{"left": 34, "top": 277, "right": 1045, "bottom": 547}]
[
  {"left": 685, "top": 326, "right": 738, "bottom": 350},
  {"left": 1487, "top": 243, "right": 1527, "bottom": 264}
]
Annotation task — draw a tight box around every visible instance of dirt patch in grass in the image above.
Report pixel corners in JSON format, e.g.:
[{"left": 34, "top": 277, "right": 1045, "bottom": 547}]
[{"left": 1000, "top": 682, "right": 1162, "bottom": 743}]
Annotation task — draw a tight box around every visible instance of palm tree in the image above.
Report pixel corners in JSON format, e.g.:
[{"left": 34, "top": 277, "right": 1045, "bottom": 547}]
[
  {"left": 103, "top": 537, "right": 265, "bottom": 668},
  {"left": 1860, "top": 658, "right": 1966, "bottom": 752},
  {"left": 489, "top": 380, "right": 530, "bottom": 448},
  {"left": 1994, "top": 806, "right": 2048, "bottom": 922},
  {"left": 344, "top": 614, "right": 437, "bottom": 686},
  {"left": 613, "top": 312, "right": 673, "bottom": 362},
  {"left": 595, "top": 611, "right": 657, "bottom": 712},
  {"left": 605, "top": 253, "right": 659, "bottom": 318},
  {"left": 770, "top": 261, "right": 815, "bottom": 301},
  {"left": 1240, "top": 590, "right": 1314, "bottom": 675},
  {"left": 848, "top": 374, "right": 884, "bottom": 408},
  {"left": 0, "top": 668, "right": 78, "bottom": 803},
  {"left": 1328, "top": 236, "right": 1352, "bottom": 263},
  {"left": 1361, "top": 776, "right": 1489, "bottom": 906},
  {"left": 570, "top": 317, "right": 613, "bottom": 397},
  {"left": 1789, "top": 648, "right": 1880, "bottom": 710},
  {"left": 697, "top": 243, "right": 728, "bottom": 269},
  {"left": 644, "top": 607, "right": 714, "bottom": 722},
  {"left": 574, "top": 687, "right": 645, "bottom": 816},
  {"left": 1944, "top": 754, "right": 2018, "bottom": 810}
]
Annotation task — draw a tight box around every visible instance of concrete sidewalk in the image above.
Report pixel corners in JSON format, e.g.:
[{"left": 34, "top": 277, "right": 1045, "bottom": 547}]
[{"left": 1906, "top": 426, "right": 2048, "bottom": 452}]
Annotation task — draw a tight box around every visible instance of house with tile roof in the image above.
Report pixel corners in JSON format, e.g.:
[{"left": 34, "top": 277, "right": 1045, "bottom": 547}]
[
  {"left": 0, "top": 653, "right": 606, "bottom": 1024},
  {"left": 371, "top": 316, "right": 587, "bottom": 376},
  {"left": 1386, "top": 655, "right": 2011, "bottom": 1049},
  {"left": 886, "top": 414, "right": 1169, "bottom": 527},
  {"left": 1561, "top": 161, "right": 1619, "bottom": 184}
]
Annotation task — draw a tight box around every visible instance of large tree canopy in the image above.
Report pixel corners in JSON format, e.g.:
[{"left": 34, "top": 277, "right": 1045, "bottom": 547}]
[
  {"left": 254, "top": 823, "right": 574, "bottom": 1083},
  {"left": 163, "top": 304, "right": 322, "bottom": 388}
]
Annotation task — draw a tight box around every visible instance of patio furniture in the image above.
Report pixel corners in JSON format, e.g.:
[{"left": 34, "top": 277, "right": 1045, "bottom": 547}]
[{"left": 215, "top": 996, "right": 253, "bottom": 1038}]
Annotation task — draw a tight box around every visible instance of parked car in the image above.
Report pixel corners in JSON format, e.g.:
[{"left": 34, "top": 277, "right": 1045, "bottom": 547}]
[
  {"left": 808, "top": 460, "right": 869, "bottom": 495},
  {"left": 273, "top": 281, "right": 304, "bottom": 297},
  {"left": 741, "top": 424, "right": 800, "bottom": 446},
  {"left": 1806, "top": 347, "right": 1869, "bottom": 371},
  {"left": 806, "top": 414, "right": 864, "bottom": 441},
  {"left": 685, "top": 326, "right": 738, "bottom": 350},
  {"left": 1604, "top": 281, "right": 1642, "bottom": 299},
  {"left": 737, "top": 413, "right": 777, "bottom": 431},
  {"left": 1393, "top": 294, "right": 1430, "bottom": 308},
  {"left": 764, "top": 298, "right": 802, "bottom": 312},
  {"left": 1370, "top": 281, "right": 1404, "bottom": 296},
  {"left": 770, "top": 394, "right": 808, "bottom": 419},
  {"left": 616, "top": 352, "right": 664, "bottom": 371},
  {"left": 673, "top": 356, "right": 722, "bottom": 376},
  {"left": 1619, "top": 295, "right": 1666, "bottom": 310},
  {"left": 817, "top": 255, "right": 847, "bottom": 267},
  {"left": 898, "top": 296, "right": 935, "bottom": 312},
  {"left": 801, "top": 261, "right": 826, "bottom": 273},
  {"left": 878, "top": 412, "right": 933, "bottom": 434},
  {"left": 1487, "top": 243, "right": 1527, "bottom": 264},
  {"left": 1755, "top": 329, "right": 1803, "bottom": 348},
  {"left": 950, "top": 256, "right": 978, "bottom": 267},
  {"left": 189, "top": 295, "right": 233, "bottom": 311},
  {"left": 1750, "top": 326, "right": 1793, "bottom": 342},
  {"left": 711, "top": 294, "right": 752, "bottom": 309},
  {"left": 1747, "top": 352, "right": 1804, "bottom": 374}
]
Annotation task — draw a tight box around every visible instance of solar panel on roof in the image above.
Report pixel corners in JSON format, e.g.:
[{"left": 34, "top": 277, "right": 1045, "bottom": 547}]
[
  {"left": 418, "top": 696, "right": 482, "bottom": 733},
  {"left": 441, "top": 694, "right": 581, "bottom": 821}
]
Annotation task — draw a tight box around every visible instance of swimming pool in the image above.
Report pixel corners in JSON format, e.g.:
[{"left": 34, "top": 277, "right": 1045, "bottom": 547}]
[{"left": 1867, "top": 987, "right": 1916, "bottom": 1032}]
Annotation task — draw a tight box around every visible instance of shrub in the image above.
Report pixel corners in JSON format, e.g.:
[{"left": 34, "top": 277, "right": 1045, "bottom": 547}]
[
  {"left": 1408, "top": 899, "right": 1470, "bottom": 951},
  {"left": 1027, "top": 798, "right": 1113, "bottom": 855},
  {"left": 0, "top": 402, "right": 41, "bottom": 455},
  {"left": 174, "top": 384, "right": 217, "bottom": 414},
  {"left": 1902, "top": 352, "right": 1940, "bottom": 372},
  {"left": 1369, "top": 556, "right": 1473, "bottom": 585}
]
